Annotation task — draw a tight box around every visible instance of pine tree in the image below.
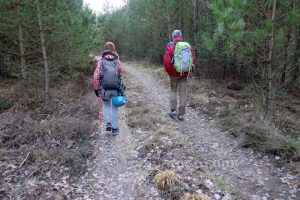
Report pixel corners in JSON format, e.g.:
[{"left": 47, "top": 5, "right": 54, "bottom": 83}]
[{"left": 203, "top": 0, "right": 300, "bottom": 116}]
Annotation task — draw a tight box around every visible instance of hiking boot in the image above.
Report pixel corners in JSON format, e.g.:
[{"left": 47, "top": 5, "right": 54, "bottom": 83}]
[
  {"left": 112, "top": 128, "right": 119, "bottom": 136},
  {"left": 106, "top": 122, "right": 112, "bottom": 131},
  {"left": 169, "top": 111, "right": 177, "bottom": 119},
  {"left": 177, "top": 114, "right": 184, "bottom": 121}
]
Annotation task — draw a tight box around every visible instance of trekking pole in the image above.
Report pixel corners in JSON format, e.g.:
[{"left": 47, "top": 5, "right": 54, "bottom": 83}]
[{"left": 98, "top": 96, "right": 104, "bottom": 129}]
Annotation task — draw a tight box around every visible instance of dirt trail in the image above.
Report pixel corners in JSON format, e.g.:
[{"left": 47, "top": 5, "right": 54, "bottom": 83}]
[
  {"left": 76, "top": 62, "right": 298, "bottom": 200},
  {"left": 124, "top": 63, "right": 299, "bottom": 200},
  {"left": 74, "top": 90, "right": 161, "bottom": 199}
]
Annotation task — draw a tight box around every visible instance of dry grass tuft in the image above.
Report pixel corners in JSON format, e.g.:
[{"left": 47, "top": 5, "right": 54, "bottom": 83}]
[
  {"left": 154, "top": 170, "right": 181, "bottom": 190},
  {"left": 180, "top": 193, "right": 210, "bottom": 200},
  {"left": 126, "top": 104, "right": 167, "bottom": 130},
  {"left": 189, "top": 94, "right": 211, "bottom": 107},
  {"left": 156, "top": 127, "right": 177, "bottom": 137}
]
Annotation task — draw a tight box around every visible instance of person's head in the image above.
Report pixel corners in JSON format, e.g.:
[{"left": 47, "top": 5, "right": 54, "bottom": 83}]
[
  {"left": 172, "top": 29, "right": 182, "bottom": 39},
  {"left": 103, "top": 41, "right": 115, "bottom": 52}
]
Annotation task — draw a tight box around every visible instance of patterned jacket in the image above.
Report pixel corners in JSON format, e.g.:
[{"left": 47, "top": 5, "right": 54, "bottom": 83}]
[{"left": 93, "top": 50, "right": 124, "bottom": 90}]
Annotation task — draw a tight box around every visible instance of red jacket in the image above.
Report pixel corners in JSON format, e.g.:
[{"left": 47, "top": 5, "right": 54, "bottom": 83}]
[
  {"left": 164, "top": 37, "right": 196, "bottom": 78},
  {"left": 93, "top": 51, "right": 124, "bottom": 90}
]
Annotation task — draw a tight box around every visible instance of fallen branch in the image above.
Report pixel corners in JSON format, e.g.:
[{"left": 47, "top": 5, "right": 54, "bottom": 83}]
[{"left": 19, "top": 152, "right": 30, "bottom": 168}]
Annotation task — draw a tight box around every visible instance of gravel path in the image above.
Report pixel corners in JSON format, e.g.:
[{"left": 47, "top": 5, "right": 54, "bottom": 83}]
[
  {"left": 75, "top": 83, "right": 161, "bottom": 200},
  {"left": 76, "top": 63, "right": 298, "bottom": 200},
  {"left": 125, "top": 63, "right": 299, "bottom": 200}
]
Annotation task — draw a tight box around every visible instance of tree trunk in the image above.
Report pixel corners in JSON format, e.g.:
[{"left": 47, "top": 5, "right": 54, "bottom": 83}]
[
  {"left": 0, "top": 48, "right": 4, "bottom": 76},
  {"left": 166, "top": 3, "right": 171, "bottom": 41},
  {"left": 265, "top": 0, "right": 276, "bottom": 118},
  {"left": 192, "top": 0, "right": 197, "bottom": 44},
  {"left": 293, "top": 66, "right": 300, "bottom": 86},
  {"left": 223, "top": 58, "right": 227, "bottom": 80},
  {"left": 280, "top": 28, "right": 292, "bottom": 86},
  {"left": 16, "top": 0, "right": 26, "bottom": 80},
  {"left": 37, "top": 0, "right": 49, "bottom": 105},
  {"left": 292, "top": 27, "right": 300, "bottom": 87}
]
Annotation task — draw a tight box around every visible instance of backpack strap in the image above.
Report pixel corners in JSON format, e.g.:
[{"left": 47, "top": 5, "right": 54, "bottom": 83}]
[
  {"left": 170, "top": 42, "right": 177, "bottom": 64},
  {"left": 170, "top": 41, "right": 177, "bottom": 47}
]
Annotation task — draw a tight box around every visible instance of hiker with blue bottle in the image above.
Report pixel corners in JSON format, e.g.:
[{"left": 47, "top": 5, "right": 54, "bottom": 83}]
[
  {"left": 164, "top": 30, "right": 196, "bottom": 121},
  {"left": 93, "top": 42, "right": 126, "bottom": 135}
]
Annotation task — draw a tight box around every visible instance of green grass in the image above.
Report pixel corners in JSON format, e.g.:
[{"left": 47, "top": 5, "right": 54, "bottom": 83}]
[
  {"left": 217, "top": 105, "right": 232, "bottom": 118},
  {"left": 239, "top": 120, "right": 300, "bottom": 160},
  {"left": 0, "top": 97, "right": 9, "bottom": 111},
  {"left": 218, "top": 108, "right": 300, "bottom": 160}
]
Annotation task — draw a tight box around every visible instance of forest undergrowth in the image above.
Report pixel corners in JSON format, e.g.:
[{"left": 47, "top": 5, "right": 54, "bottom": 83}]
[{"left": 0, "top": 66, "right": 96, "bottom": 199}]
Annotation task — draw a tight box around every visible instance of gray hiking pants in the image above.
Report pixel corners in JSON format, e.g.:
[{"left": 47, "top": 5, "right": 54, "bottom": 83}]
[
  {"left": 102, "top": 90, "right": 119, "bottom": 129},
  {"left": 170, "top": 76, "right": 187, "bottom": 115}
]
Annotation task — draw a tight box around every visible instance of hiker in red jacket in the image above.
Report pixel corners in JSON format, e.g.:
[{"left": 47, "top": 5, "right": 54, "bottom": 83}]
[
  {"left": 93, "top": 42, "right": 124, "bottom": 135},
  {"left": 164, "top": 30, "right": 196, "bottom": 121}
]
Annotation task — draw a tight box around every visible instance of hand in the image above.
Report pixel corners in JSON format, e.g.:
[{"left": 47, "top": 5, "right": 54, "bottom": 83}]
[
  {"left": 119, "top": 91, "right": 125, "bottom": 96},
  {"left": 94, "top": 90, "right": 101, "bottom": 97}
]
